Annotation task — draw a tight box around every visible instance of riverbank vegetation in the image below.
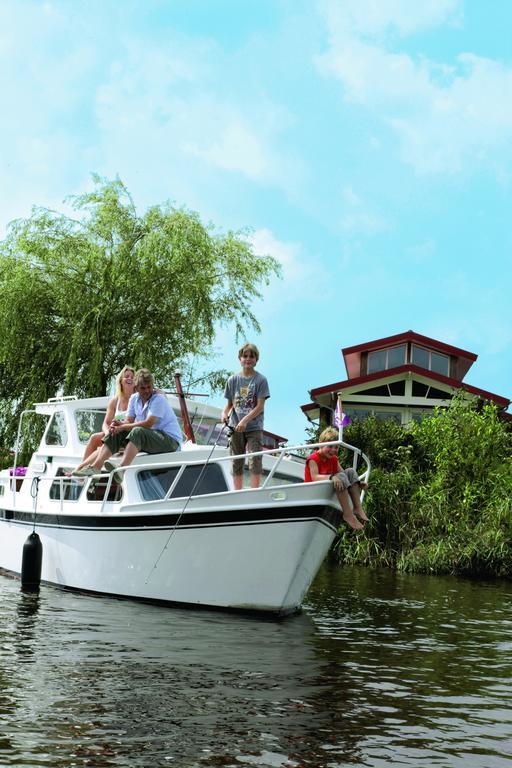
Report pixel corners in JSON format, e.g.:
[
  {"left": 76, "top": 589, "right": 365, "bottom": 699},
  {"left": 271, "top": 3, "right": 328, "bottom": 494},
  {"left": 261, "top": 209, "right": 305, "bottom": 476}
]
[
  {"left": 334, "top": 394, "right": 512, "bottom": 577},
  {"left": 0, "top": 175, "right": 279, "bottom": 460}
]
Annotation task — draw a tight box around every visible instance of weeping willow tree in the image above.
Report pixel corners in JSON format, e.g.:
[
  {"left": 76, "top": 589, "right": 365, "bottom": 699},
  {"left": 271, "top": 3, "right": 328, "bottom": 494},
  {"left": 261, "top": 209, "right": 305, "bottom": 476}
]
[{"left": 0, "top": 175, "right": 280, "bottom": 457}]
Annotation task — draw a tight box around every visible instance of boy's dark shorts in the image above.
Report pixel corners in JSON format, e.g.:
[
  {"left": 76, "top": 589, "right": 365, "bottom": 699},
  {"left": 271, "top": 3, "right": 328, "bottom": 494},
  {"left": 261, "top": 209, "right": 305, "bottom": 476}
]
[{"left": 229, "top": 430, "right": 263, "bottom": 476}]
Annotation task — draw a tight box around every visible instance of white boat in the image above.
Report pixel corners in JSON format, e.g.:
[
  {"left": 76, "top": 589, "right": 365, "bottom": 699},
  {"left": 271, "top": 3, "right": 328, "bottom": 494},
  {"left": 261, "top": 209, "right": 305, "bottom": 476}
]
[{"left": 0, "top": 394, "right": 370, "bottom": 616}]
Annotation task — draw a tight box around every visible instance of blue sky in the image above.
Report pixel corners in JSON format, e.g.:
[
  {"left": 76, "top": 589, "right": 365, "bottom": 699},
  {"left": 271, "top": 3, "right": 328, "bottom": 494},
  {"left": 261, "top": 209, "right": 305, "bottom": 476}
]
[{"left": 1, "top": 0, "right": 511, "bottom": 443}]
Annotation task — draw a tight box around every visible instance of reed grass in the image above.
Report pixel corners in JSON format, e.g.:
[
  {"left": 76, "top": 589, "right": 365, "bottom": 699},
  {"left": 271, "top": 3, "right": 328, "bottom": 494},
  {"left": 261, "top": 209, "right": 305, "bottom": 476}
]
[{"left": 333, "top": 394, "right": 512, "bottom": 577}]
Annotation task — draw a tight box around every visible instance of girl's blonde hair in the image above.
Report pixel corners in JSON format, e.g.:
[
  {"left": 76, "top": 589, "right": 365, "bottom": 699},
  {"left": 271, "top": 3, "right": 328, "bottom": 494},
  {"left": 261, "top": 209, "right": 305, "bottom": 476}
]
[{"left": 115, "top": 365, "right": 135, "bottom": 398}]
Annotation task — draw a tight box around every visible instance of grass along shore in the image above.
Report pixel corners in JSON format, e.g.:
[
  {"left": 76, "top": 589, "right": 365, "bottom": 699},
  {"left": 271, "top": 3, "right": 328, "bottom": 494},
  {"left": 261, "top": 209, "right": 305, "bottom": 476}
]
[{"left": 333, "top": 394, "right": 512, "bottom": 577}]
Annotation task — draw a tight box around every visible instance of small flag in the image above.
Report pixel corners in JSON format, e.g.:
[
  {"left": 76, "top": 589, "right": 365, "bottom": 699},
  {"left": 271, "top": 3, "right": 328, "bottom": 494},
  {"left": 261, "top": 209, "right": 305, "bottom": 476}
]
[{"left": 334, "top": 402, "right": 351, "bottom": 428}]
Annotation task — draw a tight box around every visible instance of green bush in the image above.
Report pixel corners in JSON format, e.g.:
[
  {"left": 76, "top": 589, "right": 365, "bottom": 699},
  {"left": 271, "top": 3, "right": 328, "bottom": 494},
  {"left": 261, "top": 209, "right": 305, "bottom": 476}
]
[{"left": 333, "top": 394, "right": 512, "bottom": 578}]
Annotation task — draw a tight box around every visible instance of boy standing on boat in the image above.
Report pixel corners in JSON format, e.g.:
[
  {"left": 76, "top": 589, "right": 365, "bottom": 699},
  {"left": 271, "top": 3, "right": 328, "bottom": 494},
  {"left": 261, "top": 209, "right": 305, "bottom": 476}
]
[
  {"left": 305, "top": 427, "right": 368, "bottom": 531},
  {"left": 222, "top": 343, "right": 270, "bottom": 490}
]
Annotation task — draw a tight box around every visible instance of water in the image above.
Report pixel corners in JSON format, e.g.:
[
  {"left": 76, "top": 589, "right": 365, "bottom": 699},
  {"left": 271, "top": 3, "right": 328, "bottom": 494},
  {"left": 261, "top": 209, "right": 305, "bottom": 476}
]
[{"left": 1, "top": 562, "right": 511, "bottom": 768}]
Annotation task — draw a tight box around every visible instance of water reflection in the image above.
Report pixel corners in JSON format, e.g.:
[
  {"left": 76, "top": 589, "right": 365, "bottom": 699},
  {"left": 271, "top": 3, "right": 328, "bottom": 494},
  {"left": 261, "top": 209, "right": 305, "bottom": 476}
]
[
  {"left": 303, "top": 562, "right": 512, "bottom": 767},
  {"left": 0, "top": 563, "right": 511, "bottom": 767}
]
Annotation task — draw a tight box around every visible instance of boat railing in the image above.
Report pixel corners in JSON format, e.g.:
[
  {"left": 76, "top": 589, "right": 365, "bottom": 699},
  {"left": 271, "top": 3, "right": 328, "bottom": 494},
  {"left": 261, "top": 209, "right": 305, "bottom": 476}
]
[
  {"left": 3, "top": 437, "right": 371, "bottom": 515},
  {"left": 98, "top": 437, "right": 371, "bottom": 492}
]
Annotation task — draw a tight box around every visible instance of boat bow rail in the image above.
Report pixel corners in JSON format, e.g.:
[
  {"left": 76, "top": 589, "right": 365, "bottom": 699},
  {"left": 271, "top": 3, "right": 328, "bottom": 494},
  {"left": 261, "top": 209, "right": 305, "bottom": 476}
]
[{"left": 2, "top": 437, "right": 371, "bottom": 515}]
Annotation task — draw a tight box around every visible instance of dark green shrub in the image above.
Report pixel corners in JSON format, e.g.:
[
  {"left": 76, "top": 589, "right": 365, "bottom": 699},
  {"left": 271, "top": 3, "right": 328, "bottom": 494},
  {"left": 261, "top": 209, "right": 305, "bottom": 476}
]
[{"left": 333, "top": 394, "right": 512, "bottom": 578}]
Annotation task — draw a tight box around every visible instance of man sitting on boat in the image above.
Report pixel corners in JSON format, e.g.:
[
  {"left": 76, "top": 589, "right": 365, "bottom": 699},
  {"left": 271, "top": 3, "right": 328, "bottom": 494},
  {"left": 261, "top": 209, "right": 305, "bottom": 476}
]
[
  {"left": 73, "top": 368, "right": 182, "bottom": 477},
  {"left": 304, "top": 427, "right": 368, "bottom": 531}
]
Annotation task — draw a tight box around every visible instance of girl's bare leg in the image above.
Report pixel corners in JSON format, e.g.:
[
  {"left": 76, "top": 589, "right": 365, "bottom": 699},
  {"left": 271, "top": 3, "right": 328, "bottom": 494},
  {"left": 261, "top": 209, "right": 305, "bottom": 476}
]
[
  {"left": 82, "top": 433, "right": 104, "bottom": 462},
  {"left": 72, "top": 446, "right": 101, "bottom": 474}
]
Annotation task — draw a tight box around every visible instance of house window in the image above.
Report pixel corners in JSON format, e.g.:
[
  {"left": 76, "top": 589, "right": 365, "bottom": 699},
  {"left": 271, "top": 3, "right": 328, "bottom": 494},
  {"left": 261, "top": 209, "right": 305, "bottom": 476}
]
[
  {"left": 376, "top": 411, "right": 401, "bottom": 423},
  {"left": 344, "top": 406, "right": 402, "bottom": 423},
  {"left": 411, "top": 345, "right": 449, "bottom": 376},
  {"left": 411, "top": 410, "right": 433, "bottom": 424},
  {"left": 367, "top": 345, "right": 406, "bottom": 374},
  {"left": 344, "top": 408, "right": 373, "bottom": 422},
  {"left": 431, "top": 352, "right": 450, "bottom": 376},
  {"left": 358, "top": 381, "right": 406, "bottom": 397},
  {"left": 412, "top": 381, "right": 451, "bottom": 399}
]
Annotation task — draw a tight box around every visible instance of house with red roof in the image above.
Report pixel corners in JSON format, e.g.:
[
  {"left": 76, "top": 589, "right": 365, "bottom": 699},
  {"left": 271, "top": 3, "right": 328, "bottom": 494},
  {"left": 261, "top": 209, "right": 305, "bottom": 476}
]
[{"left": 301, "top": 331, "right": 511, "bottom": 428}]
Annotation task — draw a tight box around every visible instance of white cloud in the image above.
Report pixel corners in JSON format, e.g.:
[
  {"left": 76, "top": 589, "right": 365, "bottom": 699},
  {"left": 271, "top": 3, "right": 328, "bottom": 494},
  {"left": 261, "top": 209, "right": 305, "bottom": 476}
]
[
  {"left": 316, "top": 0, "right": 512, "bottom": 175},
  {"left": 95, "top": 38, "right": 303, "bottom": 191},
  {"left": 0, "top": 5, "right": 305, "bottom": 237},
  {"left": 320, "top": 0, "right": 461, "bottom": 39},
  {"left": 429, "top": 315, "right": 512, "bottom": 357},
  {"left": 249, "top": 228, "right": 327, "bottom": 305},
  {"left": 340, "top": 185, "right": 389, "bottom": 234}
]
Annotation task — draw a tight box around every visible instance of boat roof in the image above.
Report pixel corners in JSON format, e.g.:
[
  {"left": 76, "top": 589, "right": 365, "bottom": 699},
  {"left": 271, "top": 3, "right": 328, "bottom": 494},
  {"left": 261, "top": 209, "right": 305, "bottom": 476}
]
[{"left": 34, "top": 393, "right": 224, "bottom": 420}]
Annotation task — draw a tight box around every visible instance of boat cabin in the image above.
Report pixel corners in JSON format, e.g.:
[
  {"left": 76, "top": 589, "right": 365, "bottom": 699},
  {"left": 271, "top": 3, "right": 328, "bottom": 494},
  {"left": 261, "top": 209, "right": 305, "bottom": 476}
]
[{"left": 2, "top": 394, "right": 304, "bottom": 512}]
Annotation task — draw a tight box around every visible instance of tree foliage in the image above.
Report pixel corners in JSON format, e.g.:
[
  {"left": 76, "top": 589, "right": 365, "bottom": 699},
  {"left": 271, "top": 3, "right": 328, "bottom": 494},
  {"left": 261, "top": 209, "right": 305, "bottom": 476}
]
[
  {"left": 333, "top": 394, "right": 512, "bottom": 578},
  {"left": 0, "top": 175, "right": 280, "bottom": 453}
]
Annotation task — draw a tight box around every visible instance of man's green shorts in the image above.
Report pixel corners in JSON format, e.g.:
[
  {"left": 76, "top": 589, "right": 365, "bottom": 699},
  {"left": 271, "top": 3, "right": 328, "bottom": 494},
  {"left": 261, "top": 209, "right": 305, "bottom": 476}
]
[{"left": 103, "top": 426, "right": 179, "bottom": 455}]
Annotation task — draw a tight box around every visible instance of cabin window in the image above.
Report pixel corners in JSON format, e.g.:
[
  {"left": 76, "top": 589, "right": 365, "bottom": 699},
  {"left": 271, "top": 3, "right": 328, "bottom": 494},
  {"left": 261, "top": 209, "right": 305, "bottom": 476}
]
[
  {"left": 138, "top": 467, "right": 180, "bottom": 500},
  {"left": 259, "top": 469, "right": 302, "bottom": 487},
  {"left": 76, "top": 409, "right": 106, "bottom": 444},
  {"left": 44, "top": 412, "right": 68, "bottom": 447},
  {"left": 367, "top": 349, "right": 385, "bottom": 373},
  {"left": 86, "top": 476, "right": 123, "bottom": 503},
  {"left": 367, "top": 345, "right": 406, "bottom": 374},
  {"left": 49, "top": 469, "right": 84, "bottom": 501},
  {"left": 137, "top": 464, "right": 228, "bottom": 501},
  {"left": 206, "top": 423, "right": 230, "bottom": 447},
  {"left": 411, "top": 345, "right": 449, "bottom": 376}
]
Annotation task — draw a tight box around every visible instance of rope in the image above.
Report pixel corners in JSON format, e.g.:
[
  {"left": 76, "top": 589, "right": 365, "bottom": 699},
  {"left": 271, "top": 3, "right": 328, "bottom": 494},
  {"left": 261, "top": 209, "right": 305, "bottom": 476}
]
[{"left": 30, "top": 477, "right": 40, "bottom": 533}]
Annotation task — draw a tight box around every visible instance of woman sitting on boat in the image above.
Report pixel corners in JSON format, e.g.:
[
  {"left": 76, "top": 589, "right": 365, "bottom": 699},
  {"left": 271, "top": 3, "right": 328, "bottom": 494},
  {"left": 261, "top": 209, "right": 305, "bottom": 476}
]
[
  {"left": 305, "top": 427, "right": 368, "bottom": 531},
  {"left": 72, "top": 365, "right": 135, "bottom": 475}
]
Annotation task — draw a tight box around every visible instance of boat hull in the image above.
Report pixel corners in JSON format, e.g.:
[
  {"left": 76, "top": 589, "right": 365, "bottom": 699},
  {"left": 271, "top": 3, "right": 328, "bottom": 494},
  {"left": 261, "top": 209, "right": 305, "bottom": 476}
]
[{"left": 0, "top": 494, "right": 340, "bottom": 615}]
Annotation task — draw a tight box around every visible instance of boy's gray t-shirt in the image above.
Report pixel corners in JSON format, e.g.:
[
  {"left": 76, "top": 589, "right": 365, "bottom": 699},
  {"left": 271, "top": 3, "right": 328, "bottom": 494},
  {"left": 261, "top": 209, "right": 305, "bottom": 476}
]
[{"left": 224, "top": 372, "right": 270, "bottom": 432}]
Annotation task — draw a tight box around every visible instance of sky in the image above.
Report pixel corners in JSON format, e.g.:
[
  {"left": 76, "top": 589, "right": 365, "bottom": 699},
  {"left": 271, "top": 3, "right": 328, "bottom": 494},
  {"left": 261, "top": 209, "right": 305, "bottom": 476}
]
[{"left": 0, "top": 0, "right": 511, "bottom": 443}]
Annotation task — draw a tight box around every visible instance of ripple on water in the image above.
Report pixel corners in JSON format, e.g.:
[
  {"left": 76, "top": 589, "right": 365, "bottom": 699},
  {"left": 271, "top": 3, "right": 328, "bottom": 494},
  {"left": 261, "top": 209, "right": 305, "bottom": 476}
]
[{"left": 0, "top": 565, "right": 512, "bottom": 767}]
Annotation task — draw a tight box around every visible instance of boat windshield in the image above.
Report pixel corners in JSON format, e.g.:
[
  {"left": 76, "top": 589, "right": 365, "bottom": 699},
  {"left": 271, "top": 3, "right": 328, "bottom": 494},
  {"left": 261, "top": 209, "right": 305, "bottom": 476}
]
[
  {"left": 191, "top": 420, "right": 230, "bottom": 447},
  {"left": 75, "top": 409, "right": 106, "bottom": 445}
]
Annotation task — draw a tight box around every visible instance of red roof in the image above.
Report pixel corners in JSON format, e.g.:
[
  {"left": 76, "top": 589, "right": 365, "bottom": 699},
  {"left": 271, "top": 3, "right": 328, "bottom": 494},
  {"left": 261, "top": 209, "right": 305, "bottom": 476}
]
[
  {"left": 342, "top": 330, "right": 477, "bottom": 381},
  {"left": 303, "top": 364, "right": 510, "bottom": 410}
]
